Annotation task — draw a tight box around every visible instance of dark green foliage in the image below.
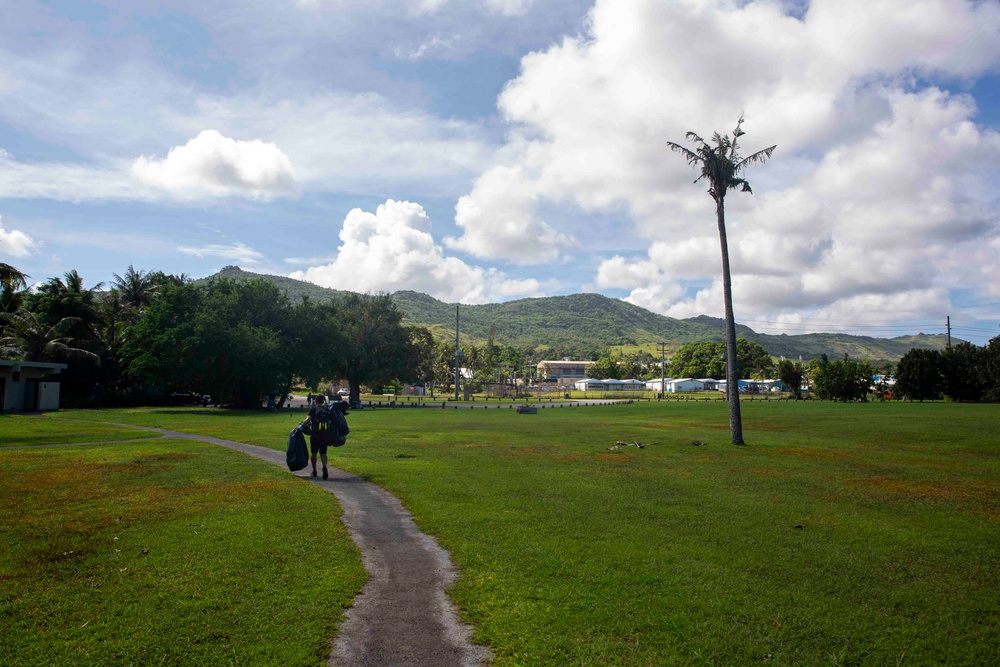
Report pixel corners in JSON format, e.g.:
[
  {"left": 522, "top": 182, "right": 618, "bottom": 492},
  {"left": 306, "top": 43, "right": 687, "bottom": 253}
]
[
  {"left": 777, "top": 359, "right": 804, "bottom": 398},
  {"left": 895, "top": 348, "right": 943, "bottom": 402},
  {"left": 669, "top": 339, "right": 771, "bottom": 380},
  {"left": 940, "top": 342, "right": 987, "bottom": 402},
  {"left": 125, "top": 278, "right": 345, "bottom": 408},
  {"left": 984, "top": 336, "right": 1000, "bottom": 402},
  {"left": 812, "top": 358, "right": 875, "bottom": 401},
  {"left": 669, "top": 341, "right": 726, "bottom": 379},
  {"left": 0, "top": 309, "right": 100, "bottom": 365},
  {"left": 334, "top": 293, "right": 420, "bottom": 405}
]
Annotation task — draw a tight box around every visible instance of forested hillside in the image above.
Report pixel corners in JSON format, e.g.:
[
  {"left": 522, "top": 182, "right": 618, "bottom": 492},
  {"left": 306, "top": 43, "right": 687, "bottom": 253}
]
[{"left": 204, "top": 267, "right": 951, "bottom": 362}]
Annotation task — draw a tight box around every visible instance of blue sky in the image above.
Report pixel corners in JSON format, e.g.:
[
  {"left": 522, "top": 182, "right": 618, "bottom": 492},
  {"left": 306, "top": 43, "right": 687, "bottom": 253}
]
[{"left": 1, "top": 0, "right": 999, "bottom": 345}]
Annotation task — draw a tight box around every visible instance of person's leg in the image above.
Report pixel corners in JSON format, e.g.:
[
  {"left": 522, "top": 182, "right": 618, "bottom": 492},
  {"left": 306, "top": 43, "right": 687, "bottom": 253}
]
[
  {"left": 311, "top": 442, "right": 318, "bottom": 476},
  {"left": 321, "top": 451, "right": 329, "bottom": 479}
]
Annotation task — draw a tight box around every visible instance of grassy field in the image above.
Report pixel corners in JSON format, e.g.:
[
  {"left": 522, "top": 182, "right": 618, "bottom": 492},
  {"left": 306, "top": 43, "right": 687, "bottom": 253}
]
[
  {"left": 0, "top": 414, "right": 162, "bottom": 448},
  {"left": 0, "top": 419, "right": 366, "bottom": 667},
  {"left": 19, "top": 401, "right": 1000, "bottom": 665}
]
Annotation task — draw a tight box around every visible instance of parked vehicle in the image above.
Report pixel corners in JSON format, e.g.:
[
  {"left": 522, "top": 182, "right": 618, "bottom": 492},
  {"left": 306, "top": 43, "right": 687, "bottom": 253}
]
[{"left": 168, "top": 392, "right": 210, "bottom": 407}]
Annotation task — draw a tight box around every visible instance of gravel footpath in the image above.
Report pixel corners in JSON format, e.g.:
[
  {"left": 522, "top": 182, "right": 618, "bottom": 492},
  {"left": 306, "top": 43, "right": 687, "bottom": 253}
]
[{"left": 113, "top": 425, "right": 493, "bottom": 667}]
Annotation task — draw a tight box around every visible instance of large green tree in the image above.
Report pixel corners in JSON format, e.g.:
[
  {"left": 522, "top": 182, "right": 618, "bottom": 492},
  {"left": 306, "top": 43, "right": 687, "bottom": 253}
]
[
  {"left": 984, "top": 336, "right": 1000, "bottom": 403},
  {"left": 894, "top": 348, "right": 942, "bottom": 402},
  {"left": 940, "top": 342, "right": 987, "bottom": 403},
  {"left": 670, "top": 342, "right": 726, "bottom": 379},
  {"left": 126, "top": 278, "right": 341, "bottom": 408},
  {"left": 334, "top": 293, "right": 417, "bottom": 406},
  {"left": 669, "top": 339, "right": 771, "bottom": 381},
  {"left": 776, "top": 359, "right": 804, "bottom": 398},
  {"left": 668, "top": 117, "right": 775, "bottom": 445},
  {"left": 812, "top": 358, "right": 874, "bottom": 402}
]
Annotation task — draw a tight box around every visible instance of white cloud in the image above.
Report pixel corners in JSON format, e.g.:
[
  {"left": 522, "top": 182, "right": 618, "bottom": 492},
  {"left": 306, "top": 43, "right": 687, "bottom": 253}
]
[
  {"left": 178, "top": 242, "right": 265, "bottom": 264},
  {"left": 0, "top": 215, "right": 36, "bottom": 258},
  {"left": 132, "top": 130, "right": 298, "bottom": 200},
  {"left": 409, "top": 0, "right": 534, "bottom": 16},
  {"left": 446, "top": 164, "right": 578, "bottom": 264},
  {"left": 290, "top": 199, "right": 541, "bottom": 303},
  {"left": 463, "top": 0, "right": 1000, "bottom": 327}
]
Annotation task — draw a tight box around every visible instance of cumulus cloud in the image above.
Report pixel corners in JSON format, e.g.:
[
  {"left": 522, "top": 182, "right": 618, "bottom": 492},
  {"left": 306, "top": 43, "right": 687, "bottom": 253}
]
[
  {"left": 0, "top": 215, "right": 36, "bottom": 257},
  {"left": 290, "top": 199, "right": 541, "bottom": 303},
  {"left": 132, "top": 130, "right": 298, "bottom": 200},
  {"left": 410, "top": 0, "right": 534, "bottom": 16},
  {"left": 446, "top": 164, "right": 578, "bottom": 264},
  {"left": 468, "top": 0, "right": 1000, "bottom": 329},
  {"left": 177, "top": 242, "right": 265, "bottom": 264}
]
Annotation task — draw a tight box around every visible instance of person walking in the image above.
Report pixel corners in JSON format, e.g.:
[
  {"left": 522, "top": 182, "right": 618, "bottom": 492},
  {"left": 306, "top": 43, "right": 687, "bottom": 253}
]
[{"left": 307, "top": 394, "right": 332, "bottom": 479}]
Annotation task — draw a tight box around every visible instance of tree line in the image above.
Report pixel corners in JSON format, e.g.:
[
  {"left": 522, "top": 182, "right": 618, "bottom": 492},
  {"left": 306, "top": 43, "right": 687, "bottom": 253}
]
[{"left": 0, "top": 264, "right": 428, "bottom": 408}]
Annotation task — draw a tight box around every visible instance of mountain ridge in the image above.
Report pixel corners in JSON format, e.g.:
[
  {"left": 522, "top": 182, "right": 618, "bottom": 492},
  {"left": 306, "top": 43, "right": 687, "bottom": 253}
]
[{"left": 200, "top": 266, "right": 951, "bottom": 362}]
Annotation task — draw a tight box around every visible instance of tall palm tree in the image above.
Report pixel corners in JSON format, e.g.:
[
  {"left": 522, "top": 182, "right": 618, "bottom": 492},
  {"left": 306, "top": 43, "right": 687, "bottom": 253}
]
[
  {"left": 0, "top": 263, "right": 28, "bottom": 291},
  {"left": 112, "top": 264, "right": 157, "bottom": 312},
  {"left": 667, "top": 116, "right": 775, "bottom": 446},
  {"left": 0, "top": 309, "right": 101, "bottom": 364},
  {"left": 0, "top": 263, "right": 29, "bottom": 313}
]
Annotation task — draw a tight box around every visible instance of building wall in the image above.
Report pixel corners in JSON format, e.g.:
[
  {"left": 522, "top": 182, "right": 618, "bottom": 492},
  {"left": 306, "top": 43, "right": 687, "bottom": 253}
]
[
  {"left": 39, "top": 382, "right": 62, "bottom": 411},
  {"left": 0, "top": 364, "right": 66, "bottom": 412},
  {"left": 537, "top": 360, "right": 595, "bottom": 380}
]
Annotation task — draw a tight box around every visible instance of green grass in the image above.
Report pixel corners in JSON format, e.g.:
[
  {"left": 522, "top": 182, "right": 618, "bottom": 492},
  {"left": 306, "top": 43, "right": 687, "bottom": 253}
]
[
  {"left": 0, "top": 422, "right": 366, "bottom": 666},
  {"left": 342, "top": 402, "right": 1000, "bottom": 666},
  {"left": 48, "top": 401, "right": 1000, "bottom": 665},
  {"left": 0, "top": 414, "right": 162, "bottom": 447}
]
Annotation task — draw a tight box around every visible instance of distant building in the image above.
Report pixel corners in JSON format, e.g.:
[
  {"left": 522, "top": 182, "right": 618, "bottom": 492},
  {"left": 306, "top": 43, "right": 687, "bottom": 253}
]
[
  {"left": 574, "top": 378, "right": 646, "bottom": 391},
  {"left": 537, "top": 360, "right": 596, "bottom": 383},
  {"left": 0, "top": 361, "right": 67, "bottom": 412},
  {"left": 667, "top": 378, "right": 705, "bottom": 393}
]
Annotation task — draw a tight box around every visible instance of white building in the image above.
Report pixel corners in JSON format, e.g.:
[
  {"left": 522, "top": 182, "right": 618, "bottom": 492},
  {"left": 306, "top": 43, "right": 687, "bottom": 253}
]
[
  {"left": 665, "top": 378, "right": 705, "bottom": 393},
  {"left": 0, "top": 361, "right": 67, "bottom": 412},
  {"left": 574, "top": 378, "right": 646, "bottom": 391}
]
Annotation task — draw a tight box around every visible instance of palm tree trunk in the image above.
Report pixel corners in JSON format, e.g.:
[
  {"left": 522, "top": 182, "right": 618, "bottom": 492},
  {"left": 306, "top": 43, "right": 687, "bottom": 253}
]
[{"left": 716, "top": 196, "right": 745, "bottom": 445}]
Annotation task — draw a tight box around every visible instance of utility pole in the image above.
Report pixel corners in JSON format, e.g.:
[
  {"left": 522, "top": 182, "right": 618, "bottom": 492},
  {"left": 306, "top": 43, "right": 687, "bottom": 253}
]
[
  {"left": 946, "top": 315, "right": 951, "bottom": 348},
  {"left": 455, "top": 304, "right": 460, "bottom": 401},
  {"left": 658, "top": 342, "right": 668, "bottom": 399}
]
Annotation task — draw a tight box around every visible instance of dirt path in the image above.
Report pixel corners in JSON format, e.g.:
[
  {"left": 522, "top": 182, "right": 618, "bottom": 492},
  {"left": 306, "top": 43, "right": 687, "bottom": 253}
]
[{"left": 110, "top": 425, "right": 493, "bottom": 667}]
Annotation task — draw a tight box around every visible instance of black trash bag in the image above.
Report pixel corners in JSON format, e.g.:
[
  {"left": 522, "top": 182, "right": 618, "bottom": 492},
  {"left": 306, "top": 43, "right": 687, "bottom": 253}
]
[{"left": 286, "top": 426, "right": 310, "bottom": 471}]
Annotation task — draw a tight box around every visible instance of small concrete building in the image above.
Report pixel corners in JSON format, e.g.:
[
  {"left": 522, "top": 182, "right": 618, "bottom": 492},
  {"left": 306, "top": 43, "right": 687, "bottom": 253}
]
[
  {"left": 0, "top": 360, "right": 67, "bottom": 412},
  {"left": 574, "top": 378, "right": 646, "bottom": 391},
  {"left": 665, "top": 378, "right": 705, "bottom": 393},
  {"left": 537, "top": 360, "right": 596, "bottom": 383}
]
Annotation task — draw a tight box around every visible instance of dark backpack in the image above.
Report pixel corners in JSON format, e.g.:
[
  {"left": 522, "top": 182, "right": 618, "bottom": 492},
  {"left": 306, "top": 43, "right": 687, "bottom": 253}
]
[{"left": 329, "top": 408, "right": 350, "bottom": 447}]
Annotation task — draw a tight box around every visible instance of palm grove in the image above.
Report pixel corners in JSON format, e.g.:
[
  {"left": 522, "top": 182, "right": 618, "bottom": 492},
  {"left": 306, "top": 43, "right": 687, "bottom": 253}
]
[{"left": 0, "top": 264, "right": 432, "bottom": 408}]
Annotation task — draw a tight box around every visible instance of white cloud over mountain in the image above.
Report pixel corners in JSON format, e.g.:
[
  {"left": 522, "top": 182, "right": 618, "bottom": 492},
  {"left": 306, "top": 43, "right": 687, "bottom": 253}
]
[
  {"left": 178, "top": 242, "right": 266, "bottom": 265},
  {"left": 290, "top": 199, "right": 541, "bottom": 303},
  {"left": 0, "top": 215, "right": 36, "bottom": 257},
  {"left": 132, "top": 130, "right": 297, "bottom": 200},
  {"left": 450, "top": 0, "right": 1000, "bottom": 330}
]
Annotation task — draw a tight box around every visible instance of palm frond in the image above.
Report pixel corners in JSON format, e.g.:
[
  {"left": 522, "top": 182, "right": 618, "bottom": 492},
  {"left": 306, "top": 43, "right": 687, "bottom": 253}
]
[
  {"left": 665, "top": 141, "right": 701, "bottom": 166},
  {"left": 735, "top": 145, "right": 776, "bottom": 170},
  {"left": 0, "top": 263, "right": 29, "bottom": 291}
]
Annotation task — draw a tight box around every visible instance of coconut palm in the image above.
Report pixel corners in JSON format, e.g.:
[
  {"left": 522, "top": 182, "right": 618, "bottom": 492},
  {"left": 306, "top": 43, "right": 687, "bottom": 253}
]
[
  {"left": 0, "top": 309, "right": 101, "bottom": 364},
  {"left": 667, "top": 116, "right": 775, "bottom": 446},
  {"left": 0, "top": 262, "right": 28, "bottom": 291},
  {"left": 1, "top": 263, "right": 29, "bottom": 313},
  {"left": 112, "top": 264, "right": 157, "bottom": 312}
]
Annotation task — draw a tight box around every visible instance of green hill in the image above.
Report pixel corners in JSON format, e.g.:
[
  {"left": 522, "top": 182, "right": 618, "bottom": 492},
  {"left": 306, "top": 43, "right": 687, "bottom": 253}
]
[{"left": 200, "top": 267, "right": 951, "bottom": 362}]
